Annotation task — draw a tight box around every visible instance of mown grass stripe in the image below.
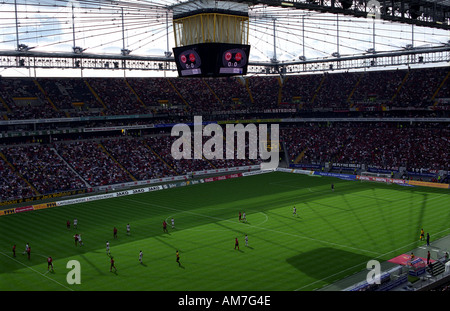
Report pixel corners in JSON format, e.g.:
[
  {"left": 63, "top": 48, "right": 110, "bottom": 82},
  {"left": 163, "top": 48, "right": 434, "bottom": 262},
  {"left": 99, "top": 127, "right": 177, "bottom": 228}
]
[{"left": 1, "top": 172, "right": 448, "bottom": 291}]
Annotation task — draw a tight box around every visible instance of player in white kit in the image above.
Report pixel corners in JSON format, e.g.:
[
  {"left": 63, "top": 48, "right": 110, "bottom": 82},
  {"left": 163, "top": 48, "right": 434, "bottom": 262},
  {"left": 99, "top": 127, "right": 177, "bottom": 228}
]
[{"left": 78, "top": 234, "right": 84, "bottom": 246}]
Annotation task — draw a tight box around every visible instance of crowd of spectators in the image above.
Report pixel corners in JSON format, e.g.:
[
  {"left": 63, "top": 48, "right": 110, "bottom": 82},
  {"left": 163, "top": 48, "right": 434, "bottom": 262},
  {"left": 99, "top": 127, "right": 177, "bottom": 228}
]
[
  {"left": 0, "top": 154, "right": 36, "bottom": 202},
  {"left": 101, "top": 137, "right": 172, "bottom": 180},
  {"left": 0, "top": 129, "right": 266, "bottom": 202},
  {"left": 0, "top": 78, "right": 65, "bottom": 120},
  {"left": 394, "top": 68, "right": 446, "bottom": 108},
  {"left": 0, "top": 66, "right": 448, "bottom": 203},
  {"left": 1, "top": 120, "right": 447, "bottom": 203},
  {"left": 283, "top": 123, "right": 449, "bottom": 172},
  {"left": 205, "top": 77, "right": 252, "bottom": 110},
  {"left": 54, "top": 140, "right": 133, "bottom": 187},
  {"left": 1, "top": 66, "right": 447, "bottom": 121},
  {"left": 37, "top": 78, "right": 104, "bottom": 115},
  {"left": 87, "top": 78, "right": 150, "bottom": 116},
  {"left": 2, "top": 144, "right": 86, "bottom": 196}
]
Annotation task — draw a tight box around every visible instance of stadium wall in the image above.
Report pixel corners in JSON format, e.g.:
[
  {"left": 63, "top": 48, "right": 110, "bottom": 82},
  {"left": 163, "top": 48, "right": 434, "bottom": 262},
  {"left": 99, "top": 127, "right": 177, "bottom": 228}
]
[{"left": 276, "top": 168, "right": 449, "bottom": 189}]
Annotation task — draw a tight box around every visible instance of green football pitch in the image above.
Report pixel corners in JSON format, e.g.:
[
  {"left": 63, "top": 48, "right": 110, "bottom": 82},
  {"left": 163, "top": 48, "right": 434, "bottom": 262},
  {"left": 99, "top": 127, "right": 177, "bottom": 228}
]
[{"left": 0, "top": 171, "right": 449, "bottom": 291}]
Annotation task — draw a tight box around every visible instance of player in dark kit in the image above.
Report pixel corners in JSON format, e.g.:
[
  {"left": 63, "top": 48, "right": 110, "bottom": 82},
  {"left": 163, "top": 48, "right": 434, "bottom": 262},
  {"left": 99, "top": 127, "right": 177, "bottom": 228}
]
[
  {"left": 176, "top": 250, "right": 181, "bottom": 266},
  {"left": 47, "top": 256, "right": 54, "bottom": 272},
  {"left": 12, "top": 244, "right": 16, "bottom": 257},
  {"left": 163, "top": 220, "right": 168, "bottom": 233},
  {"left": 113, "top": 227, "right": 118, "bottom": 239},
  {"left": 234, "top": 237, "right": 239, "bottom": 250},
  {"left": 110, "top": 257, "right": 117, "bottom": 272}
]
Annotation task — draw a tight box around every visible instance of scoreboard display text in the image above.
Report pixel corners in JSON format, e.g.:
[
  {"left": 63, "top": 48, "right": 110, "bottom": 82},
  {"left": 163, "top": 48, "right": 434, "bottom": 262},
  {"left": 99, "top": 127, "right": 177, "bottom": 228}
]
[{"left": 173, "top": 43, "right": 250, "bottom": 77}]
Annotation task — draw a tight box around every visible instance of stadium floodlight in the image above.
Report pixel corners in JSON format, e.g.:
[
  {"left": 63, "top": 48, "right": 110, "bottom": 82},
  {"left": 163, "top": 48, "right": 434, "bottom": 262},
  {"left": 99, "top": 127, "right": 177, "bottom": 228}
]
[
  {"left": 73, "top": 46, "right": 85, "bottom": 54},
  {"left": 17, "top": 44, "right": 32, "bottom": 52},
  {"left": 331, "top": 52, "right": 341, "bottom": 58},
  {"left": 121, "top": 49, "right": 132, "bottom": 56}
]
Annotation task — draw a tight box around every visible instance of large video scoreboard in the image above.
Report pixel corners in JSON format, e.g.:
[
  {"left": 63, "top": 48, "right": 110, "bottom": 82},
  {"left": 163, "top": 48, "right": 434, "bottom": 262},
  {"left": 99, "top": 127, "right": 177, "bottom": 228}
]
[{"left": 173, "top": 43, "right": 250, "bottom": 77}]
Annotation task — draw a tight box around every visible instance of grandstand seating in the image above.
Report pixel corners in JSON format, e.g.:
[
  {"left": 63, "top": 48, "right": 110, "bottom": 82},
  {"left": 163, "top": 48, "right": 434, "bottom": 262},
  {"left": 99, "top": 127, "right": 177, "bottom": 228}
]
[
  {"left": 0, "top": 153, "right": 36, "bottom": 202},
  {"left": 2, "top": 145, "right": 86, "bottom": 194},
  {"left": 0, "top": 67, "right": 448, "bottom": 120},
  {"left": 283, "top": 125, "right": 449, "bottom": 173},
  {"left": 0, "top": 66, "right": 448, "bottom": 203},
  {"left": 0, "top": 120, "right": 447, "bottom": 203}
]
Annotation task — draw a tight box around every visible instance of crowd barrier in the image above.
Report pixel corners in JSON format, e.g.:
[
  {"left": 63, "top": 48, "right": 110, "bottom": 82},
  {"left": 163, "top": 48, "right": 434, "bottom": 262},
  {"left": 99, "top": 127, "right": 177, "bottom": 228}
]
[
  {"left": 0, "top": 202, "right": 57, "bottom": 216},
  {"left": 407, "top": 180, "right": 449, "bottom": 189}
]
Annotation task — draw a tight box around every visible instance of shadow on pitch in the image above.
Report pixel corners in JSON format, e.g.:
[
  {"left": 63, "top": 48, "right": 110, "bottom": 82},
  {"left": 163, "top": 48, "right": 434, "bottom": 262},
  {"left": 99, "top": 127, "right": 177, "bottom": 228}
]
[{"left": 286, "top": 247, "right": 372, "bottom": 279}]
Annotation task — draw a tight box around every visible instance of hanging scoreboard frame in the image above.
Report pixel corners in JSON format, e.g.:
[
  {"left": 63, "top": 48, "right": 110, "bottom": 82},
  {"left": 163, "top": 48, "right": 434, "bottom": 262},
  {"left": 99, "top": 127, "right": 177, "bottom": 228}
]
[{"left": 173, "top": 43, "right": 250, "bottom": 77}]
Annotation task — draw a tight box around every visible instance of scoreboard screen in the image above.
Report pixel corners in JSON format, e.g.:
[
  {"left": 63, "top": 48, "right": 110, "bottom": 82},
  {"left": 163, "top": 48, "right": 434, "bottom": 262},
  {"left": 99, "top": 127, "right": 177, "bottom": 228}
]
[
  {"left": 173, "top": 46, "right": 203, "bottom": 76},
  {"left": 173, "top": 43, "right": 250, "bottom": 77},
  {"left": 219, "top": 45, "right": 250, "bottom": 75}
]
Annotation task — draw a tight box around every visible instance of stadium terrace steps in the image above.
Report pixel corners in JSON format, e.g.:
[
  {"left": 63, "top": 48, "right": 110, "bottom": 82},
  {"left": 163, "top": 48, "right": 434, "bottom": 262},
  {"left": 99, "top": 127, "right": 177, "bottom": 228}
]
[
  {"left": 33, "top": 79, "right": 60, "bottom": 112},
  {"left": 347, "top": 73, "right": 363, "bottom": 107},
  {"left": 123, "top": 79, "right": 147, "bottom": 109},
  {"left": 243, "top": 78, "right": 254, "bottom": 104},
  {"left": 98, "top": 143, "right": 137, "bottom": 182},
  {"left": 311, "top": 74, "right": 326, "bottom": 105},
  {"left": 294, "top": 147, "right": 308, "bottom": 164},
  {"left": 432, "top": 70, "right": 450, "bottom": 105},
  {"left": 391, "top": 70, "right": 410, "bottom": 101},
  {"left": 51, "top": 147, "right": 91, "bottom": 188},
  {"left": 202, "top": 79, "right": 224, "bottom": 109},
  {"left": 143, "top": 141, "right": 179, "bottom": 175},
  {"left": 167, "top": 79, "right": 190, "bottom": 108},
  {"left": 0, "top": 95, "right": 12, "bottom": 113},
  {"left": 427, "top": 260, "right": 446, "bottom": 277},
  {"left": 84, "top": 79, "right": 107, "bottom": 110},
  {"left": 0, "top": 150, "right": 40, "bottom": 196}
]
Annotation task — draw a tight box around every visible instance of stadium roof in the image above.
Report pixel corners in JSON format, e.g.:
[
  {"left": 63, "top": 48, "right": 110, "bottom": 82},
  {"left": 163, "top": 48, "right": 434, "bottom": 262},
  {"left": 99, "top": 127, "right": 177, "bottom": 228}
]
[{"left": 0, "top": 0, "right": 448, "bottom": 76}]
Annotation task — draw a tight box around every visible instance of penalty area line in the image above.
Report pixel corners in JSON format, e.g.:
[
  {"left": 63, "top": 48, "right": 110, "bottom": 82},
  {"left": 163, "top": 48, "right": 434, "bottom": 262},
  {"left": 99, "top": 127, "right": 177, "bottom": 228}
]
[{"left": 0, "top": 251, "right": 73, "bottom": 291}]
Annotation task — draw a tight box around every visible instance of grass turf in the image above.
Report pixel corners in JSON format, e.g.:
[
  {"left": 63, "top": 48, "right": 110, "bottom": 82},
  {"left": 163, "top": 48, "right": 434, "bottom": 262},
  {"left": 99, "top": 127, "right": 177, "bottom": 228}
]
[{"left": 0, "top": 171, "right": 449, "bottom": 291}]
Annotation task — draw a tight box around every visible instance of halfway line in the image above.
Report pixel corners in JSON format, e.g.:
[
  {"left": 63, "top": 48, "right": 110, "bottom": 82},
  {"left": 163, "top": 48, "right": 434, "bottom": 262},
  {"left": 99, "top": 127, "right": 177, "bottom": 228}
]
[{"left": 123, "top": 197, "right": 381, "bottom": 257}]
